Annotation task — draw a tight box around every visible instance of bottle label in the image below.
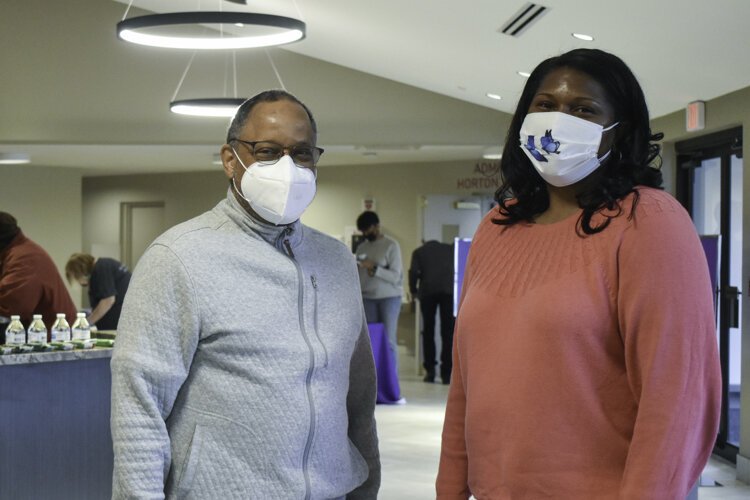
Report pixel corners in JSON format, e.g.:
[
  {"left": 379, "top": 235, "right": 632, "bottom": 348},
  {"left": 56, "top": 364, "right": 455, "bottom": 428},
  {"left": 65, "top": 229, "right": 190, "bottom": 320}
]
[
  {"left": 6, "top": 330, "right": 25, "bottom": 345},
  {"left": 72, "top": 328, "right": 90, "bottom": 341},
  {"left": 51, "top": 329, "right": 71, "bottom": 342},
  {"left": 28, "top": 329, "right": 46, "bottom": 344}
]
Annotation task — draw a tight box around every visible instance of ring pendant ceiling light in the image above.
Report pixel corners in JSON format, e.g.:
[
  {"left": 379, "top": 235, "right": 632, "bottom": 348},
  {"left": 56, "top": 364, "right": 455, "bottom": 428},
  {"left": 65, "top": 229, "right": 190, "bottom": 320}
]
[
  {"left": 167, "top": 49, "right": 287, "bottom": 118},
  {"left": 117, "top": 12, "right": 306, "bottom": 50},
  {"left": 170, "top": 98, "right": 245, "bottom": 117}
]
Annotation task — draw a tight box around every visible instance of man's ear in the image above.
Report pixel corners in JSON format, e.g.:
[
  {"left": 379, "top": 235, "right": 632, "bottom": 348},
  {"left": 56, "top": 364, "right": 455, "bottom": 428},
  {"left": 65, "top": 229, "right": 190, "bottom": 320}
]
[{"left": 220, "top": 144, "right": 236, "bottom": 180}]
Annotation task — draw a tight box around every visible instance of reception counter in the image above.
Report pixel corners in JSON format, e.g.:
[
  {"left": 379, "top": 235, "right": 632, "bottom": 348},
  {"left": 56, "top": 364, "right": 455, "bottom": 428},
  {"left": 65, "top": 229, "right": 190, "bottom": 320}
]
[{"left": 0, "top": 348, "right": 114, "bottom": 500}]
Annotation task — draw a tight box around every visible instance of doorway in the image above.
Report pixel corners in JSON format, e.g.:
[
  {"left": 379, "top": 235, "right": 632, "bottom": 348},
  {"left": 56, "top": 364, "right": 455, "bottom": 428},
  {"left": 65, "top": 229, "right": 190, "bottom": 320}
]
[
  {"left": 413, "top": 194, "right": 493, "bottom": 374},
  {"left": 676, "top": 127, "right": 743, "bottom": 462},
  {"left": 120, "top": 201, "right": 166, "bottom": 271}
]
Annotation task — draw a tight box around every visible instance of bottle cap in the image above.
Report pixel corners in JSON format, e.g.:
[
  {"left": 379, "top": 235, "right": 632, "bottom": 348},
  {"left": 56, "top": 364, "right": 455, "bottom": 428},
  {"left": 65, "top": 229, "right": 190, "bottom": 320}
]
[
  {"left": 77, "top": 312, "right": 85, "bottom": 317},
  {"left": 10, "top": 315, "right": 20, "bottom": 320},
  {"left": 33, "top": 314, "right": 42, "bottom": 319},
  {"left": 56, "top": 313, "right": 65, "bottom": 318}
]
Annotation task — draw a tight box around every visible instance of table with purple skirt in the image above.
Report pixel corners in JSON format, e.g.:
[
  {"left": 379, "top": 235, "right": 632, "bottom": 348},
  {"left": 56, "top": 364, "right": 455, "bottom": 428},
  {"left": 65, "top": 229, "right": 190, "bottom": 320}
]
[{"left": 367, "top": 322, "right": 401, "bottom": 404}]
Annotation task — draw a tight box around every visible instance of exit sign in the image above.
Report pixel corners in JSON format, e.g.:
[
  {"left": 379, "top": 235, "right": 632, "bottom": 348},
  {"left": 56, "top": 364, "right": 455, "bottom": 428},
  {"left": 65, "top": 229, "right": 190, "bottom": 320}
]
[{"left": 686, "top": 101, "right": 705, "bottom": 132}]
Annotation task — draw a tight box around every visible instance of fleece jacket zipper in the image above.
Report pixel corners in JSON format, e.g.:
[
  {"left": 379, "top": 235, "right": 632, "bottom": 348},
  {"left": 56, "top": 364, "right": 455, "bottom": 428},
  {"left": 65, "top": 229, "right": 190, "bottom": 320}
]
[{"left": 280, "top": 231, "right": 316, "bottom": 500}]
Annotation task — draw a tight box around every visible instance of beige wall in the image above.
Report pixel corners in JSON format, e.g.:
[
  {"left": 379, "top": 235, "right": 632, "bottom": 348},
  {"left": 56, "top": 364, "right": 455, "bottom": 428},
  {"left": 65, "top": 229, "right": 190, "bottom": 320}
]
[
  {"left": 82, "top": 171, "right": 228, "bottom": 257},
  {"left": 82, "top": 159, "right": 498, "bottom": 284},
  {"left": 308, "top": 160, "right": 497, "bottom": 265},
  {"left": 0, "top": 165, "right": 82, "bottom": 307},
  {"left": 652, "top": 87, "right": 750, "bottom": 471}
]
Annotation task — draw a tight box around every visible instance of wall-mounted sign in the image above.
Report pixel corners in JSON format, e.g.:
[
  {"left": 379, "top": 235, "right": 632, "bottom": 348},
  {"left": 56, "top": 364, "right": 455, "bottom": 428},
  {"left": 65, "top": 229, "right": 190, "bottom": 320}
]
[
  {"left": 362, "top": 198, "right": 376, "bottom": 211},
  {"left": 456, "top": 161, "right": 502, "bottom": 190}
]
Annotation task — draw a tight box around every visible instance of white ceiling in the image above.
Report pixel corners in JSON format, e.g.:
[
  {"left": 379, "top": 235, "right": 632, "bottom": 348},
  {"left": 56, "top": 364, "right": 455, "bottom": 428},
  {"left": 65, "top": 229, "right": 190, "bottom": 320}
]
[{"left": 2, "top": 0, "right": 750, "bottom": 175}]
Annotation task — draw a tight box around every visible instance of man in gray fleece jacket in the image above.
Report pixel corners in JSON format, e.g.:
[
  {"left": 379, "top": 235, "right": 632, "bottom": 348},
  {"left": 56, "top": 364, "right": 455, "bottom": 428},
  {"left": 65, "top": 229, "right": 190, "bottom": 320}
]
[{"left": 111, "top": 90, "right": 380, "bottom": 499}]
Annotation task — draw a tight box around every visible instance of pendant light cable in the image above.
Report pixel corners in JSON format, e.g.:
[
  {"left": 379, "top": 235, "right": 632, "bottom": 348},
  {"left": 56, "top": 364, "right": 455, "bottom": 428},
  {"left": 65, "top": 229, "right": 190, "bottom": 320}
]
[
  {"left": 265, "top": 49, "right": 286, "bottom": 91},
  {"left": 122, "top": 0, "right": 134, "bottom": 21},
  {"left": 171, "top": 51, "right": 198, "bottom": 102},
  {"left": 233, "top": 51, "right": 238, "bottom": 98}
]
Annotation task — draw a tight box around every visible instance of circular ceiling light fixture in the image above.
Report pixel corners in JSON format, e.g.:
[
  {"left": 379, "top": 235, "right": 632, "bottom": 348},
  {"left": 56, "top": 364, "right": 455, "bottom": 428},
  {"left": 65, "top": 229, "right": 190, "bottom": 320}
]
[
  {"left": 117, "top": 12, "right": 306, "bottom": 50},
  {"left": 486, "top": 93, "right": 503, "bottom": 100},
  {"left": 517, "top": 71, "right": 531, "bottom": 78},
  {"left": 170, "top": 98, "right": 245, "bottom": 117}
]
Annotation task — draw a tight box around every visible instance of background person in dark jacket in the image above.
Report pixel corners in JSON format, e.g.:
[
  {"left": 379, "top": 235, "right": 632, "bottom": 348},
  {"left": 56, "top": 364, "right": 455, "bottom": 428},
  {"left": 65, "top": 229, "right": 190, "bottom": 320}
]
[
  {"left": 65, "top": 253, "right": 131, "bottom": 330},
  {"left": 409, "top": 240, "right": 455, "bottom": 384}
]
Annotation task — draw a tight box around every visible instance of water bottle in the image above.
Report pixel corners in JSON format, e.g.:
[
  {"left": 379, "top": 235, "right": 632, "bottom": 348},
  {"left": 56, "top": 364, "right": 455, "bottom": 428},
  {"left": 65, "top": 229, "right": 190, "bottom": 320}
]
[
  {"left": 4, "top": 315, "right": 25, "bottom": 345},
  {"left": 51, "top": 313, "right": 71, "bottom": 342},
  {"left": 27, "top": 314, "right": 47, "bottom": 344},
  {"left": 71, "top": 312, "right": 90, "bottom": 341}
]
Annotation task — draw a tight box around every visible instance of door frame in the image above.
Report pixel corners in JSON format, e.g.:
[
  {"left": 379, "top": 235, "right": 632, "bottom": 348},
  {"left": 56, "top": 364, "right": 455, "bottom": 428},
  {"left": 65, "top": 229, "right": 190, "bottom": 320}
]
[
  {"left": 675, "top": 126, "right": 743, "bottom": 463},
  {"left": 119, "top": 201, "right": 165, "bottom": 270}
]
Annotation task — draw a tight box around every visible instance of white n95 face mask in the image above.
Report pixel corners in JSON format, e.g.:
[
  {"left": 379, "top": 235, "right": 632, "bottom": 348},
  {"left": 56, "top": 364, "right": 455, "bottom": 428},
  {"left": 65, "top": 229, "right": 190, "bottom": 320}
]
[
  {"left": 232, "top": 151, "right": 317, "bottom": 225},
  {"left": 519, "top": 112, "right": 618, "bottom": 187}
]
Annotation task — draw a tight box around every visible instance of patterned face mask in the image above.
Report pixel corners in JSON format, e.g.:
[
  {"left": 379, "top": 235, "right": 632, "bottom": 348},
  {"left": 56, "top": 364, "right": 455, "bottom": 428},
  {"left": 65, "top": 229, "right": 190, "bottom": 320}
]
[{"left": 519, "top": 112, "right": 618, "bottom": 187}]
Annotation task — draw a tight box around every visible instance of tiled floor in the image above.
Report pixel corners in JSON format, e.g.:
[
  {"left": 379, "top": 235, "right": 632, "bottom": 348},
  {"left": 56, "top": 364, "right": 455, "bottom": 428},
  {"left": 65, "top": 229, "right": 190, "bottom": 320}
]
[{"left": 376, "top": 350, "right": 750, "bottom": 499}]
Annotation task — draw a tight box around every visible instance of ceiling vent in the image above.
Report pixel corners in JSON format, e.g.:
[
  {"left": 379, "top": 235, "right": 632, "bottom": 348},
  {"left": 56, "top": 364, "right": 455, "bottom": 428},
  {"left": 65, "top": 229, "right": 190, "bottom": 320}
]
[{"left": 499, "top": 3, "right": 548, "bottom": 37}]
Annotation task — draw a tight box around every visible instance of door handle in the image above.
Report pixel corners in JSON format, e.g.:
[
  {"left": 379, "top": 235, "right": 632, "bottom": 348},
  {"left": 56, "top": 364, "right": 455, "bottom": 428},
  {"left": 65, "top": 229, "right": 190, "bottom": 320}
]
[{"left": 723, "top": 286, "right": 741, "bottom": 328}]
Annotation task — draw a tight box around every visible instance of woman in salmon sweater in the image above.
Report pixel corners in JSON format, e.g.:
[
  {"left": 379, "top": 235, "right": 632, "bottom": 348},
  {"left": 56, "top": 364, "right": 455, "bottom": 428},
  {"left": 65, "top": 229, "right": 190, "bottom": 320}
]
[{"left": 437, "top": 48, "right": 721, "bottom": 500}]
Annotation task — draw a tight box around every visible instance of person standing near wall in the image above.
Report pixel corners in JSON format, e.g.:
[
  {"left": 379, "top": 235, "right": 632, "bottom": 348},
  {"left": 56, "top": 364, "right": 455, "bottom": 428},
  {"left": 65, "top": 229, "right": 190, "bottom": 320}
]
[
  {"left": 0, "top": 211, "right": 77, "bottom": 328},
  {"left": 355, "top": 211, "right": 404, "bottom": 374},
  {"left": 65, "top": 253, "right": 131, "bottom": 330},
  {"left": 409, "top": 240, "right": 455, "bottom": 384},
  {"left": 110, "top": 90, "right": 380, "bottom": 498},
  {"left": 437, "top": 49, "right": 721, "bottom": 499}
]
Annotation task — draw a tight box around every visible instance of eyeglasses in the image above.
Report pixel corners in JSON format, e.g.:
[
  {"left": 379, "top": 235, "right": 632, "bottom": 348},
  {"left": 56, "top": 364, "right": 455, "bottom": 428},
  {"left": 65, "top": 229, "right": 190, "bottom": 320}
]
[{"left": 231, "top": 139, "right": 324, "bottom": 166}]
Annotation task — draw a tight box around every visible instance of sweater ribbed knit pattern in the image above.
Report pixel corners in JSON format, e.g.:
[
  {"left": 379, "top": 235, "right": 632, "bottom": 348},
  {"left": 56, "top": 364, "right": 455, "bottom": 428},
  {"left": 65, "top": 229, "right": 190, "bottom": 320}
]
[{"left": 437, "top": 187, "right": 721, "bottom": 500}]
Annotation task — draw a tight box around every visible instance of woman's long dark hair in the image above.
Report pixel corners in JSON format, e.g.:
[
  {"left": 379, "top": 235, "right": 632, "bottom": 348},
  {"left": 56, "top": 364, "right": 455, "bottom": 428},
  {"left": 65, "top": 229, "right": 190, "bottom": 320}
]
[{"left": 494, "top": 49, "right": 663, "bottom": 234}]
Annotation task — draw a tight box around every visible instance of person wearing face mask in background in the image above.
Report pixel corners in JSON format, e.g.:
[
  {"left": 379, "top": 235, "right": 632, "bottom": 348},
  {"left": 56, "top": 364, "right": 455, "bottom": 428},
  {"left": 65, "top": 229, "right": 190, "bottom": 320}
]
[
  {"left": 437, "top": 49, "right": 720, "bottom": 500},
  {"left": 110, "top": 90, "right": 380, "bottom": 499},
  {"left": 354, "top": 211, "right": 404, "bottom": 377}
]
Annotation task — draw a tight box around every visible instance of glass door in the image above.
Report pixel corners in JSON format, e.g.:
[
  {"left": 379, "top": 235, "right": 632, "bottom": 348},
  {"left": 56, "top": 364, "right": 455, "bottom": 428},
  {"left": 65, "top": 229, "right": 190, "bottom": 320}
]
[{"left": 676, "top": 127, "right": 743, "bottom": 462}]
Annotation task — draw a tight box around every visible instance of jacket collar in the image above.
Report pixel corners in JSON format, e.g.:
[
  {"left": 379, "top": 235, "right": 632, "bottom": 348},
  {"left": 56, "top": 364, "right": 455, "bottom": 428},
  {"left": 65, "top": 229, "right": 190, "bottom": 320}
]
[
  {"left": 220, "top": 189, "right": 304, "bottom": 251},
  {"left": 0, "top": 230, "right": 27, "bottom": 260}
]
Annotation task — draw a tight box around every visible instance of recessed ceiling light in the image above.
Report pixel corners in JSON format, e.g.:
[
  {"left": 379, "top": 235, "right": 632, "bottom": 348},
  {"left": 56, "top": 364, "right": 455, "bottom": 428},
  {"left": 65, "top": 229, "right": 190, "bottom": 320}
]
[
  {"left": 517, "top": 71, "right": 531, "bottom": 78},
  {"left": 0, "top": 153, "right": 31, "bottom": 165},
  {"left": 572, "top": 33, "right": 594, "bottom": 41},
  {"left": 486, "top": 93, "right": 502, "bottom": 100}
]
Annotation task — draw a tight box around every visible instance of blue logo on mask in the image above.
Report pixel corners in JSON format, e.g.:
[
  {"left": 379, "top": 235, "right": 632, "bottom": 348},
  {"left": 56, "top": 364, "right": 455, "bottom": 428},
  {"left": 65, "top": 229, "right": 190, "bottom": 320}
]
[{"left": 523, "top": 129, "right": 560, "bottom": 162}]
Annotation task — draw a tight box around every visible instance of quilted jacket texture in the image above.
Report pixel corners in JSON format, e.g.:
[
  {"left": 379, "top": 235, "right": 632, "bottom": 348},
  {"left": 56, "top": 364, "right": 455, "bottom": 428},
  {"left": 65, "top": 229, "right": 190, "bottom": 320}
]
[{"left": 110, "top": 193, "right": 380, "bottom": 499}]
